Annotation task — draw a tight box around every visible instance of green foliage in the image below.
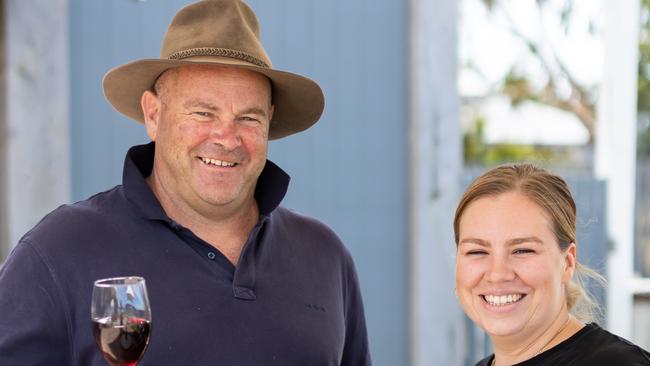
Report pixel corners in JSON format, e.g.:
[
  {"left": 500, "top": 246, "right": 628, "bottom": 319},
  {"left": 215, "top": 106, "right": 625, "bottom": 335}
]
[
  {"left": 480, "top": 0, "right": 496, "bottom": 10},
  {"left": 463, "top": 117, "right": 487, "bottom": 163},
  {"left": 503, "top": 70, "right": 537, "bottom": 105},
  {"left": 463, "top": 116, "right": 561, "bottom": 166},
  {"left": 638, "top": 0, "right": 650, "bottom": 155},
  {"left": 639, "top": 125, "right": 650, "bottom": 156},
  {"left": 638, "top": 0, "right": 650, "bottom": 112},
  {"left": 560, "top": 1, "right": 574, "bottom": 34}
]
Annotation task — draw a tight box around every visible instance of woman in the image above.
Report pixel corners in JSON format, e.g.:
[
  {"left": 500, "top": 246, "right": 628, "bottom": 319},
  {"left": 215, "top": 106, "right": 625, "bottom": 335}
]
[{"left": 454, "top": 163, "right": 650, "bottom": 366}]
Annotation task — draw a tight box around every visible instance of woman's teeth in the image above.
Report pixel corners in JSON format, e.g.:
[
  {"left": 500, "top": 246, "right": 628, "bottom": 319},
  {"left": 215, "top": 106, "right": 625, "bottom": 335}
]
[{"left": 483, "top": 294, "right": 523, "bottom": 306}]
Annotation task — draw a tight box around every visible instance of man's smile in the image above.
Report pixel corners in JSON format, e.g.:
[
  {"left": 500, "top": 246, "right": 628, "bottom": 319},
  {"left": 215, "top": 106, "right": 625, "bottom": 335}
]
[{"left": 198, "top": 156, "right": 238, "bottom": 167}]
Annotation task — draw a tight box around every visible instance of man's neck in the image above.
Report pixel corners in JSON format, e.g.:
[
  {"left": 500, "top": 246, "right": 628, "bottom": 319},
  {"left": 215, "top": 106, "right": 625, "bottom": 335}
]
[
  {"left": 181, "top": 200, "right": 260, "bottom": 266},
  {"left": 146, "top": 172, "right": 260, "bottom": 265}
]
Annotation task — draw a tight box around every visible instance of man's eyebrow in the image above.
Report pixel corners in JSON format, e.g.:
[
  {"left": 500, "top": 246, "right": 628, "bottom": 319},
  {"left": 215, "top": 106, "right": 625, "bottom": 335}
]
[
  {"left": 242, "top": 107, "right": 271, "bottom": 119},
  {"left": 181, "top": 102, "right": 269, "bottom": 118},
  {"left": 182, "top": 100, "right": 219, "bottom": 110}
]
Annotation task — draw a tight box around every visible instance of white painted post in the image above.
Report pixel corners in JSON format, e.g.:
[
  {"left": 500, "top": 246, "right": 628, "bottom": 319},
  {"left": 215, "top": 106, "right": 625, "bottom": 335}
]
[
  {"left": 2, "top": 0, "right": 70, "bottom": 258},
  {"left": 409, "top": 0, "right": 465, "bottom": 364},
  {"left": 594, "top": 0, "right": 640, "bottom": 339}
]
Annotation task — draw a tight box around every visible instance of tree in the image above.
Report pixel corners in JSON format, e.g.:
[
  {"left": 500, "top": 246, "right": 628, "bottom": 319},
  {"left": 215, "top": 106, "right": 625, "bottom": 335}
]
[
  {"left": 478, "top": 0, "right": 599, "bottom": 143},
  {"left": 636, "top": 0, "right": 650, "bottom": 156},
  {"left": 461, "top": 0, "right": 601, "bottom": 165}
]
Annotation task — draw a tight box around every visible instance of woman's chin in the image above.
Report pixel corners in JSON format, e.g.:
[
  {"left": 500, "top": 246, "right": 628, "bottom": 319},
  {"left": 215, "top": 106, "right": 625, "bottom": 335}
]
[{"left": 479, "top": 318, "right": 527, "bottom": 339}]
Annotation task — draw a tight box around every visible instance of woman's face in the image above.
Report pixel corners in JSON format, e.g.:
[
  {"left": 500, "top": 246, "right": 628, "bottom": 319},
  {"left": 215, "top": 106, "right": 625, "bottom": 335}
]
[{"left": 455, "top": 191, "right": 576, "bottom": 343}]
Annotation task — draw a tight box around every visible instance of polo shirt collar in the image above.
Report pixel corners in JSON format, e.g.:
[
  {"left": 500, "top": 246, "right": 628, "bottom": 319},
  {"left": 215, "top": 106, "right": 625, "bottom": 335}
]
[{"left": 122, "top": 142, "right": 290, "bottom": 221}]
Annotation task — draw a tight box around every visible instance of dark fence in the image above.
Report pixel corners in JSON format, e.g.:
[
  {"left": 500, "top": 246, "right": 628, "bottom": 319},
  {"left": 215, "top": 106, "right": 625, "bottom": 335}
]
[{"left": 635, "top": 158, "right": 650, "bottom": 277}]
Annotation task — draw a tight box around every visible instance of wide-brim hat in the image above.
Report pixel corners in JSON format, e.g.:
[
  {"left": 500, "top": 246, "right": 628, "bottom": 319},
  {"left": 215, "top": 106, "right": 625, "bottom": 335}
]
[{"left": 103, "top": 0, "right": 324, "bottom": 140}]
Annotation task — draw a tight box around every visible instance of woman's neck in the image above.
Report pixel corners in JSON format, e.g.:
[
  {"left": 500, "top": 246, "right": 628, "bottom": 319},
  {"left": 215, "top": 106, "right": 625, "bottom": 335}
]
[{"left": 490, "top": 312, "right": 584, "bottom": 366}]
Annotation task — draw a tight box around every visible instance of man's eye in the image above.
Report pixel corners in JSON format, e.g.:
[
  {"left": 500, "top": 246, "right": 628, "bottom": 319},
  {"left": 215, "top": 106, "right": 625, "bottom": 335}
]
[
  {"left": 192, "top": 111, "right": 212, "bottom": 118},
  {"left": 240, "top": 116, "right": 260, "bottom": 122},
  {"left": 466, "top": 250, "right": 487, "bottom": 256}
]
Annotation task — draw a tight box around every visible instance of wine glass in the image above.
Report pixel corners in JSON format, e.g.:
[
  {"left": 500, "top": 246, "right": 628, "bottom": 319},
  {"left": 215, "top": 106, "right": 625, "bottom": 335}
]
[{"left": 91, "top": 276, "right": 152, "bottom": 366}]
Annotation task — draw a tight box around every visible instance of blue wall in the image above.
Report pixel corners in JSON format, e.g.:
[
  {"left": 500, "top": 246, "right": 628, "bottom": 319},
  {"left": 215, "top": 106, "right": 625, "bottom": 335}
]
[{"left": 69, "top": 1, "right": 409, "bottom": 364}]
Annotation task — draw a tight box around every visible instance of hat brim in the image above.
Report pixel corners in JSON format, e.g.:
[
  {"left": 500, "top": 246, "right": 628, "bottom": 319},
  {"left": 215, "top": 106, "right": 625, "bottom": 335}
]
[{"left": 103, "top": 58, "right": 324, "bottom": 140}]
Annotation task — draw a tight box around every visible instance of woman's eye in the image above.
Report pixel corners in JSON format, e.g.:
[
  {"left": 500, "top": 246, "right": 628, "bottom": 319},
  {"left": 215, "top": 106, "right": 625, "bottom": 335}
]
[{"left": 513, "top": 248, "right": 534, "bottom": 255}]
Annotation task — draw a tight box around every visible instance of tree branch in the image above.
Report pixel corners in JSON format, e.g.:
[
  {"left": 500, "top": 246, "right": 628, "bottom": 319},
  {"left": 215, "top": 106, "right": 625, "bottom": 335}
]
[{"left": 494, "top": 1, "right": 596, "bottom": 142}]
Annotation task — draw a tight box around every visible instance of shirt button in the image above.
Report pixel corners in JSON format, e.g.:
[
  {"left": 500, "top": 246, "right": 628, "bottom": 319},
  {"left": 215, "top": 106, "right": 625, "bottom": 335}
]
[{"left": 207, "top": 252, "right": 216, "bottom": 260}]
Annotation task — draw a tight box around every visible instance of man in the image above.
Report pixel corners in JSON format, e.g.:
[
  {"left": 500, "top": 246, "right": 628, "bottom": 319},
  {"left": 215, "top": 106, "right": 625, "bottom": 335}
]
[{"left": 0, "top": 1, "right": 371, "bottom": 365}]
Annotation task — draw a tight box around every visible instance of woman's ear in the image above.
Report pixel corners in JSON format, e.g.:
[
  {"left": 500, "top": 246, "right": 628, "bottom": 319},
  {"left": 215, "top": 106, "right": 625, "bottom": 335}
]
[
  {"left": 562, "top": 243, "right": 577, "bottom": 284},
  {"left": 141, "top": 90, "right": 161, "bottom": 141}
]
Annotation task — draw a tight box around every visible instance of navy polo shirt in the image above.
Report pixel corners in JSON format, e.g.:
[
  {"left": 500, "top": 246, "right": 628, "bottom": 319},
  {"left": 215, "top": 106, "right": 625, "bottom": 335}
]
[{"left": 0, "top": 143, "right": 371, "bottom": 366}]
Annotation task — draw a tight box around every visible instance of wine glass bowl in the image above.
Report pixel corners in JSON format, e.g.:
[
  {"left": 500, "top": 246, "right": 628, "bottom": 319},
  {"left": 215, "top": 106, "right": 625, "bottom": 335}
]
[{"left": 91, "top": 276, "right": 151, "bottom": 366}]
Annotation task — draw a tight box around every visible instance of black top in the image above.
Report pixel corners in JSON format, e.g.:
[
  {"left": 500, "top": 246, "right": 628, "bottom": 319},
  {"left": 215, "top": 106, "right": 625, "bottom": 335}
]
[
  {"left": 476, "top": 323, "right": 650, "bottom": 366},
  {"left": 0, "top": 143, "right": 371, "bottom": 366}
]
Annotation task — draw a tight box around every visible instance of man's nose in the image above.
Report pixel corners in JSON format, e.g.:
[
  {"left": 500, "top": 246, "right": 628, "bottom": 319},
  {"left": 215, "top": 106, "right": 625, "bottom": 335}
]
[{"left": 209, "top": 118, "right": 241, "bottom": 150}]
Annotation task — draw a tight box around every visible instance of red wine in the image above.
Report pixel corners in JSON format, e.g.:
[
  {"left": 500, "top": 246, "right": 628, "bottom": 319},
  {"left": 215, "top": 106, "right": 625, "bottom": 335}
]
[{"left": 93, "top": 316, "right": 151, "bottom": 366}]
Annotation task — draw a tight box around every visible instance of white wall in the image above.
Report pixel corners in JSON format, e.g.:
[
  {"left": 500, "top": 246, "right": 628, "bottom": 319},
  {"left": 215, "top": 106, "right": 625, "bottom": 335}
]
[
  {"left": 633, "top": 294, "right": 650, "bottom": 349},
  {"left": 2, "top": 0, "right": 70, "bottom": 259},
  {"left": 595, "top": 0, "right": 640, "bottom": 339},
  {"left": 410, "top": 0, "right": 465, "bottom": 364}
]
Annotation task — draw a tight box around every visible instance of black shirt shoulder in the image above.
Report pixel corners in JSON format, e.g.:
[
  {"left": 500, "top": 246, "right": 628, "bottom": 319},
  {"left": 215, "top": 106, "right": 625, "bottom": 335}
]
[
  {"left": 577, "top": 324, "right": 650, "bottom": 365},
  {"left": 18, "top": 185, "right": 128, "bottom": 252},
  {"left": 474, "top": 355, "right": 493, "bottom": 366},
  {"left": 472, "top": 324, "right": 650, "bottom": 366},
  {"left": 271, "top": 206, "right": 350, "bottom": 254}
]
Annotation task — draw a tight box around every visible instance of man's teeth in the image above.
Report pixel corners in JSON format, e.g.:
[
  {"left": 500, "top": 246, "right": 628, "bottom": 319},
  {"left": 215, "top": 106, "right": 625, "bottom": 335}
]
[
  {"left": 484, "top": 294, "right": 523, "bottom": 306},
  {"left": 200, "top": 157, "right": 236, "bottom": 167}
]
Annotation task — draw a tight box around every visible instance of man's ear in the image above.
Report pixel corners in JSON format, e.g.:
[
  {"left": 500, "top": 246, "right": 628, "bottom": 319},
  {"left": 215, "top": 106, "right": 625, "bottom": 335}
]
[
  {"left": 141, "top": 90, "right": 161, "bottom": 141},
  {"left": 562, "top": 243, "right": 577, "bottom": 284}
]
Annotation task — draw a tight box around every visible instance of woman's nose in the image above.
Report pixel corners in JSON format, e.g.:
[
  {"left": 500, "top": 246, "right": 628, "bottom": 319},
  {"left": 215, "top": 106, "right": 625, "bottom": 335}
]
[{"left": 486, "top": 255, "right": 516, "bottom": 283}]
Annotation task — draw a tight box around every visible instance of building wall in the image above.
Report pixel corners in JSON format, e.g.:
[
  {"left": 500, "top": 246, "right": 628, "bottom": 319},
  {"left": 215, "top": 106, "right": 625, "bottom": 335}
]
[
  {"left": 0, "top": 0, "right": 7, "bottom": 260},
  {"left": 2, "top": 0, "right": 70, "bottom": 257},
  {"left": 409, "top": 0, "right": 465, "bottom": 364}
]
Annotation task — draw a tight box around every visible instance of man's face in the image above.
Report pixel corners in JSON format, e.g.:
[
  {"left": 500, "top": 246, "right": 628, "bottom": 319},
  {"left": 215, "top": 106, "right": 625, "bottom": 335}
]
[{"left": 142, "top": 64, "right": 273, "bottom": 216}]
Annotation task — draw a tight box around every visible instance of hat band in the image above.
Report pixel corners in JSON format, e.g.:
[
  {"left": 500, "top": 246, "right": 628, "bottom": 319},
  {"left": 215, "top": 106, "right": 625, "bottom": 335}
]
[{"left": 167, "top": 47, "right": 269, "bottom": 68}]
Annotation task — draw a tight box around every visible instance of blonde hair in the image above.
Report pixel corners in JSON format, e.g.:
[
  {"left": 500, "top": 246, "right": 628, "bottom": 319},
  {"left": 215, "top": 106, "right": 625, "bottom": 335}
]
[{"left": 453, "top": 163, "right": 604, "bottom": 322}]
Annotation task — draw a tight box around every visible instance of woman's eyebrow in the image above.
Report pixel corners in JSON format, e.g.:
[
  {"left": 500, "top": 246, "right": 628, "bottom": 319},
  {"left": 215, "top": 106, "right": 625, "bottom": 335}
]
[
  {"left": 458, "top": 236, "right": 544, "bottom": 247},
  {"left": 506, "top": 236, "right": 544, "bottom": 246},
  {"left": 459, "top": 238, "right": 489, "bottom": 247}
]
